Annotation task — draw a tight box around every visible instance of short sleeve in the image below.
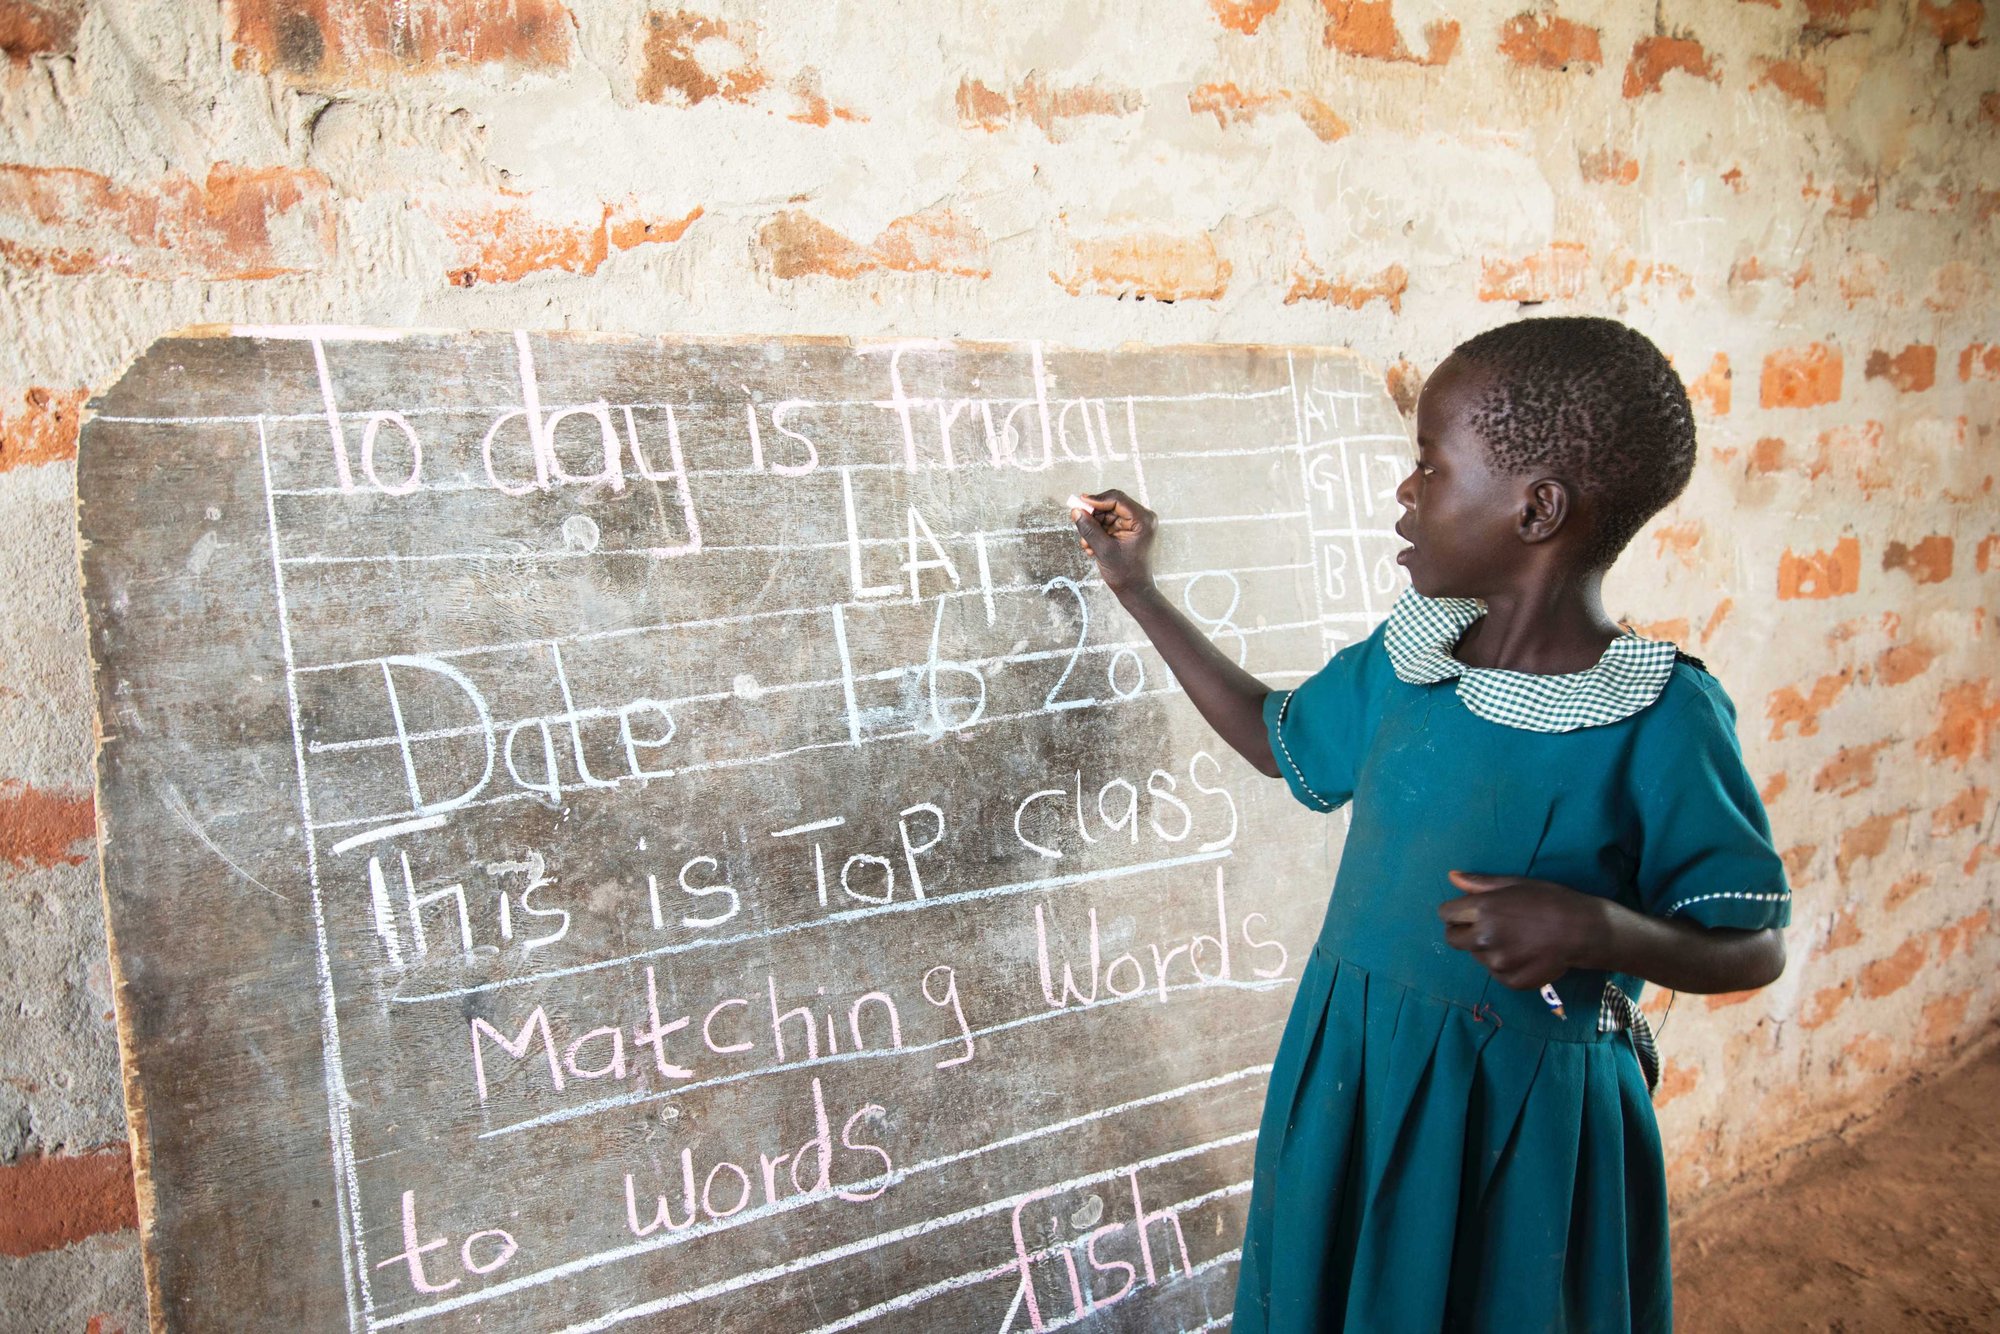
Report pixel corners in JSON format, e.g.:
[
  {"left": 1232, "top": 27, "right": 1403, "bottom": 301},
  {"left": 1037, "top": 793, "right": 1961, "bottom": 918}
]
[
  {"left": 1629, "top": 678, "right": 1792, "bottom": 929},
  {"left": 1264, "top": 632, "right": 1381, "bottom": 813}
]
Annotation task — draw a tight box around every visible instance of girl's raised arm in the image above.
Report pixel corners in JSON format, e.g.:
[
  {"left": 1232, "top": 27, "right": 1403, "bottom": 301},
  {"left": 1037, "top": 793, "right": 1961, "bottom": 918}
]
[{"left": 1073, "top": 491, "right": 1279, "bottom": 778}]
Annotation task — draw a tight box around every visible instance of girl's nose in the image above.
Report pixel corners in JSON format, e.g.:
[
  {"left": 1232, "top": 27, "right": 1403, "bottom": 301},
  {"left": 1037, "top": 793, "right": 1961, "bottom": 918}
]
[{"left": 1393, "top": 462, "right": 1420, "bottom": 510}]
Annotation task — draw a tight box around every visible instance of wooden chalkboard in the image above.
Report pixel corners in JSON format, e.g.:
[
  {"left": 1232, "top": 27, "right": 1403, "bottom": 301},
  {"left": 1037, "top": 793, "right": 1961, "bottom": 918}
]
[{"left": 80, "top": 328, "right": 1411, "bottom": 1332}]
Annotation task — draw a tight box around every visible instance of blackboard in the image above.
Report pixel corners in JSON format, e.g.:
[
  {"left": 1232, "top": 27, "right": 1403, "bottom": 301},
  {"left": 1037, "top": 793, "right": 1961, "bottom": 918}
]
[{"left": 80, "top": 328, "right": 1410, "bottom": 1332}]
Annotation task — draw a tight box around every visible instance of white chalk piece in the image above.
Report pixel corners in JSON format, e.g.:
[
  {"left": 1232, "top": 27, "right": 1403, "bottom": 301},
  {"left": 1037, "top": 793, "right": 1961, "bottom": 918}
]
[{"left": 1065, "top": 494, "right": 1093, "bottom": 513}]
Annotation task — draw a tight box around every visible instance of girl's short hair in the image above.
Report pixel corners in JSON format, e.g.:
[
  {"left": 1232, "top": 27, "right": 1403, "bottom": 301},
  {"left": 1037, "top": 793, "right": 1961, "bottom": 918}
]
[{"left": 1452, "top": 316, "right": 1697, "bottom": 570}]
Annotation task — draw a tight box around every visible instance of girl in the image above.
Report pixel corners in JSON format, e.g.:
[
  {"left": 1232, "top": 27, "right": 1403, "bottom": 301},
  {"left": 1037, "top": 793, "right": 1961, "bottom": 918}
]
[{"left": 1072, "top": 317, "right": 1790, "bottom": 1333}]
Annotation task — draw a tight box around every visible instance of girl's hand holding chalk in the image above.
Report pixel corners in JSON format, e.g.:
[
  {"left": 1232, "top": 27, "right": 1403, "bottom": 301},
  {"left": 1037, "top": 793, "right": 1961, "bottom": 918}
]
[
  {"left": 1436, "top": 870, "right": 1610, "bottom": 994},
  {"left": 1067, "top": 489, "right": 1160, "bottom": 598}
]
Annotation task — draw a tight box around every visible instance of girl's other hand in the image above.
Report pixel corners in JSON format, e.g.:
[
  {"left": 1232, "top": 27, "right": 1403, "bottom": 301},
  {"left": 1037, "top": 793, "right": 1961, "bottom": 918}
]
[
  {"left": 1436, "top": 870, "right": 1613, "bottom": 989},
  {"left": 1072, "top": 490, "right": 1158, "bottom": 597}
]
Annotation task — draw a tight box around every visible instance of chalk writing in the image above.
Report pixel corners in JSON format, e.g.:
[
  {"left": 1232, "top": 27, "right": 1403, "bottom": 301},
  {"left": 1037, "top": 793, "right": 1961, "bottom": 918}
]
[{"left": 81, "top": 331, "right": 1409, "bottom": 1332}]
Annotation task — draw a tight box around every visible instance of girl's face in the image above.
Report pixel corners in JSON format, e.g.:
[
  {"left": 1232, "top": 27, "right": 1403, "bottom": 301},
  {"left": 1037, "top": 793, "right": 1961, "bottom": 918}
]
[{"left": 1392, "top": 355, "right": 1530, "bottom": 599}]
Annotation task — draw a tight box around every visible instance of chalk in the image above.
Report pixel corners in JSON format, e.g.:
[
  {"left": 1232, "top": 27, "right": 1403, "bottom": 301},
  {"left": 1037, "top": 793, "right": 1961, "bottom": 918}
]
[
  {"left": 1539, "top": 982, "right": 1566, "bottom": 1020},
  {"left": 1065, "top": 494, "right": 1094, "bottom": 514}
]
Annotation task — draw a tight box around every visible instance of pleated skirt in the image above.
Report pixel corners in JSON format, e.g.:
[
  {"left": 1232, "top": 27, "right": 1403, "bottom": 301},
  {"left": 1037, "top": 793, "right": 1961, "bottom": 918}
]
[{"left": 1233, "top": 945, "right": 1672, "bottom": 1334}]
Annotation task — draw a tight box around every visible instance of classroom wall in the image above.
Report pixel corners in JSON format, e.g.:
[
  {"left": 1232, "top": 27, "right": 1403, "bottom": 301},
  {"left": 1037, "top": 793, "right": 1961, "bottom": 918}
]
[{"left": 0, "top": 0, "right": 1993, "bottom": 1326}]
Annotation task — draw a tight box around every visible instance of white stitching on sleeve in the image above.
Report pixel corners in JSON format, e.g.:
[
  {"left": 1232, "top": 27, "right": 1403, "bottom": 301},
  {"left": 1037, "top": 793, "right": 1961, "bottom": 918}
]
[
  {"left": 1663, "top": 889, "right": 1790, "bottom": 918},
  {"left": 1272, "top": 689, "right": 1337, "bottom": 812}
]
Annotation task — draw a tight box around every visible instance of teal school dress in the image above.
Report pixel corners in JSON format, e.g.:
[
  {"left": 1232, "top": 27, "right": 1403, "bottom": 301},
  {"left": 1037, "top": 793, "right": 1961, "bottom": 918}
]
[{"left": 1234, "top": 589, "right": 1792, "bottom": 1334}]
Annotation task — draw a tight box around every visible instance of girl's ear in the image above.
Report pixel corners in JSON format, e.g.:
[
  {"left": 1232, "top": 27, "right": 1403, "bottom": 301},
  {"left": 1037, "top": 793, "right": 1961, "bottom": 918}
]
[{"left": 1518, "top": 478, "right": 1571, "bottom": 544}]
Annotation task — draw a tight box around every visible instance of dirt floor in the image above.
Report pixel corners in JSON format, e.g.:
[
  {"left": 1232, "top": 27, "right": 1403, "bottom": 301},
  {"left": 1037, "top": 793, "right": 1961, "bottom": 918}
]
[{"left": 1674, "top": 1039, "right": 2000, "bottom": 1332}]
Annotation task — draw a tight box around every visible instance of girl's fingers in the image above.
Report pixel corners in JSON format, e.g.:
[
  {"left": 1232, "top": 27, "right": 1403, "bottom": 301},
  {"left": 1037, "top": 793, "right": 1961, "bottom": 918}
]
[{"left": 1073, "top": 511, "right": 1110, "bottom": 556}]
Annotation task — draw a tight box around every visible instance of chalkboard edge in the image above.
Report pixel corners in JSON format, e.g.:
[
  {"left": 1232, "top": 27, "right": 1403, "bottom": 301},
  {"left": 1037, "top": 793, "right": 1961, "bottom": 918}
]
[
  {"left": 85, "top": 322, "right": 1391, "bottom": 365},
  {"left": 74, "top": 485, "right": 170, "bottom": 1333}
]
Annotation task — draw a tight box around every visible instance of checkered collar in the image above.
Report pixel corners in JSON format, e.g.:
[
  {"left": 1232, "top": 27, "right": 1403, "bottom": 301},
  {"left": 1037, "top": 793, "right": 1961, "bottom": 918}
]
[{"left": 1382, "top": 588, "right": 1679, "bottom": 733}]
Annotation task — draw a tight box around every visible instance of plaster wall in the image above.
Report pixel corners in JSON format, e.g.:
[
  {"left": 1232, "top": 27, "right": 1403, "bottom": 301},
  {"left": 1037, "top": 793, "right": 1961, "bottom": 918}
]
[{"left": 0, "top": 1, "right": 1994, "bottom": 1327}]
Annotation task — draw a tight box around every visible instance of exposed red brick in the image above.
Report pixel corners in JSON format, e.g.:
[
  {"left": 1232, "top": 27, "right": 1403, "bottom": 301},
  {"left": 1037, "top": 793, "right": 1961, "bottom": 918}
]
[
  {"left": 760, "top": 208, "right": 989, "bottom": 281},
  {"left": 1857, "top": 933, "right": 1927, "bottom": 997},
  {"left": 0, "top": 162, "right": 336, "bottom": 280},
  {"left": 0, "top": 1, "right": 80, "bottom": 64},
  {"left": 1760, "top": 343, "right": 1843, "bottom": 408},
  {"left": 1622, "top": 35, "right": 1720, "bottom": 99},
  {"left": 1728, "top": 256, "right": 1766, "bottom": 287},
  {"left": 1825, "top": 183, "right": 1878, "bottom": 219},
  {"left": 1780, "top": 842, "right": 1818, "bottom": 882},
  {"left": 1322, "top": 0, "right": 1460, "bottom": 65},
  {"left": 1627, "top": 616, "right": 1690, "bottom": 643},
  {"left": 231, "top": 0, "right": 571, "bottom": 79},
  {"left": 0, "top": 781, "right": 93, "bottom": 869},
  {"left": 1959, "top": 343, "right": 2000, "bottom": 380},
  {"left": 1881, "top": 535, "right": 1953, "bottom": 584},
  {"left": 1802, "top": 421, "right": 1892, "bottom": 499},
  {"left": 637, "top": 11, "right": 764, "bottom": 106},
  {"left": 1760, "top": 770, "right": 1789, "bottom": 805},
  {"left": 956, "top": 74, "right": 1141, "bottom": 140},
  {"left": 1813, "top": 738, "right": 1893, "bottom": 795},
  {"left": 1886, "top": 869, "right": 1933, "bottom": 910},
  {"left": 1776, "top": 537, "right": 1860, "bottom": 601},
  {"left": 1864, "top": 343, "right": 1937, "bottom": 392},
  {"left": 1285, "top": 261, "right": 1406, "bottom": 311},
  {"left": 1384, "top": 360, "right": 1423, "bottom": 417},
  {"left": 0, "top": 386, "right": 84, "bottom": 472},
  {"left": 1497, "top": 12, "right": 1602, "bottom": 69},
  {"left": 432, "top": 195, "right": 700, "bottom": 286},
  {"left": 1653, "top": 1059, "right": 1699, "bottom": 1104},
  {"left": 1749, "top": 436, "right": 1785, "bottom": 474},
  {"left": 1684, "top": 353, "right": 1730, "bottom": 415},
  {"left": 1820, "top": 905, "right": 1866, "bottom": 952},
  {"left": 1916, "top": 0, "right": 1984, "bottom": 46},
  {"left": 1706, "top": 988, "right": 1758, "bottom": 1010},
  {"left": 1210, "top": 0, "right": 1282, "bottom": 34},
  {"left": 1607, "top": 259, "right": 1694, "bottom": 301},
  {"left": 1919, "top": 990, "right": 1973, "bottom": 1045},
  {"left": 1578, "top": 146, "right": 1639, "bottom": 185},
  {"left": 1876, "top": 640, "right": 1939, "bottom": 685},
  {"left": 1917, "top": 679, "right": 2000, "bottom": 767},
  {"left": 1053, "top": 229, "right": 1230, "bottom": 301},
  {"left": 1984, "top": 91, "right": 2000, "bottom": 126},
  {"left": 1978, "top": 534, "right": 2000, "bottom": 573},
  {"left": 0, "top": 1145, "right": 135, "bottom": 1257},
  {"left": 1767, "top": 667, "right": 1855, "bottom": 739},
  {"left": 1800, "top": 979, "right": 1853, "bottom": 1028},
  {"left": 1754, "top": 56, "right": 1826, "bottom": 107},
  {"left": 1189, "top": 82, "right": 1350, "bottom": 142},
  {"left": 955, "top": 77, "right": 1011, "bottom": 130},
  {"left": 1652, "top": 520, "right": 1702, "bottom": 568},
  {"left": 1837, "top": 807, "right": 1910, "bottom": 880},
  {"left": 1478, "top": 241, "right": 1589, "bottom": 303},
  {"left": 1936, "top": 908, "right": 1992, "bottom": 959},
  {"left": 1700, "top": 597, "right": 1734, "bottom": 643}
]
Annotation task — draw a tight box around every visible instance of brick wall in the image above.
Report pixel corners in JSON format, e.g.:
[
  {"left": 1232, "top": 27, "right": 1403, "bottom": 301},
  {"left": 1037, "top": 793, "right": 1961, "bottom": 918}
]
[{"left": 0, "top": 0, "right": 1994, "bottom": 1325}]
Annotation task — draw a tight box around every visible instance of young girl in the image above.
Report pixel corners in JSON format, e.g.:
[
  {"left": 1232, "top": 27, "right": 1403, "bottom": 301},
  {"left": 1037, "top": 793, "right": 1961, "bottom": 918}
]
[{"left": 1072, "top": 317, "right": 1790, "bottom": 1334}]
